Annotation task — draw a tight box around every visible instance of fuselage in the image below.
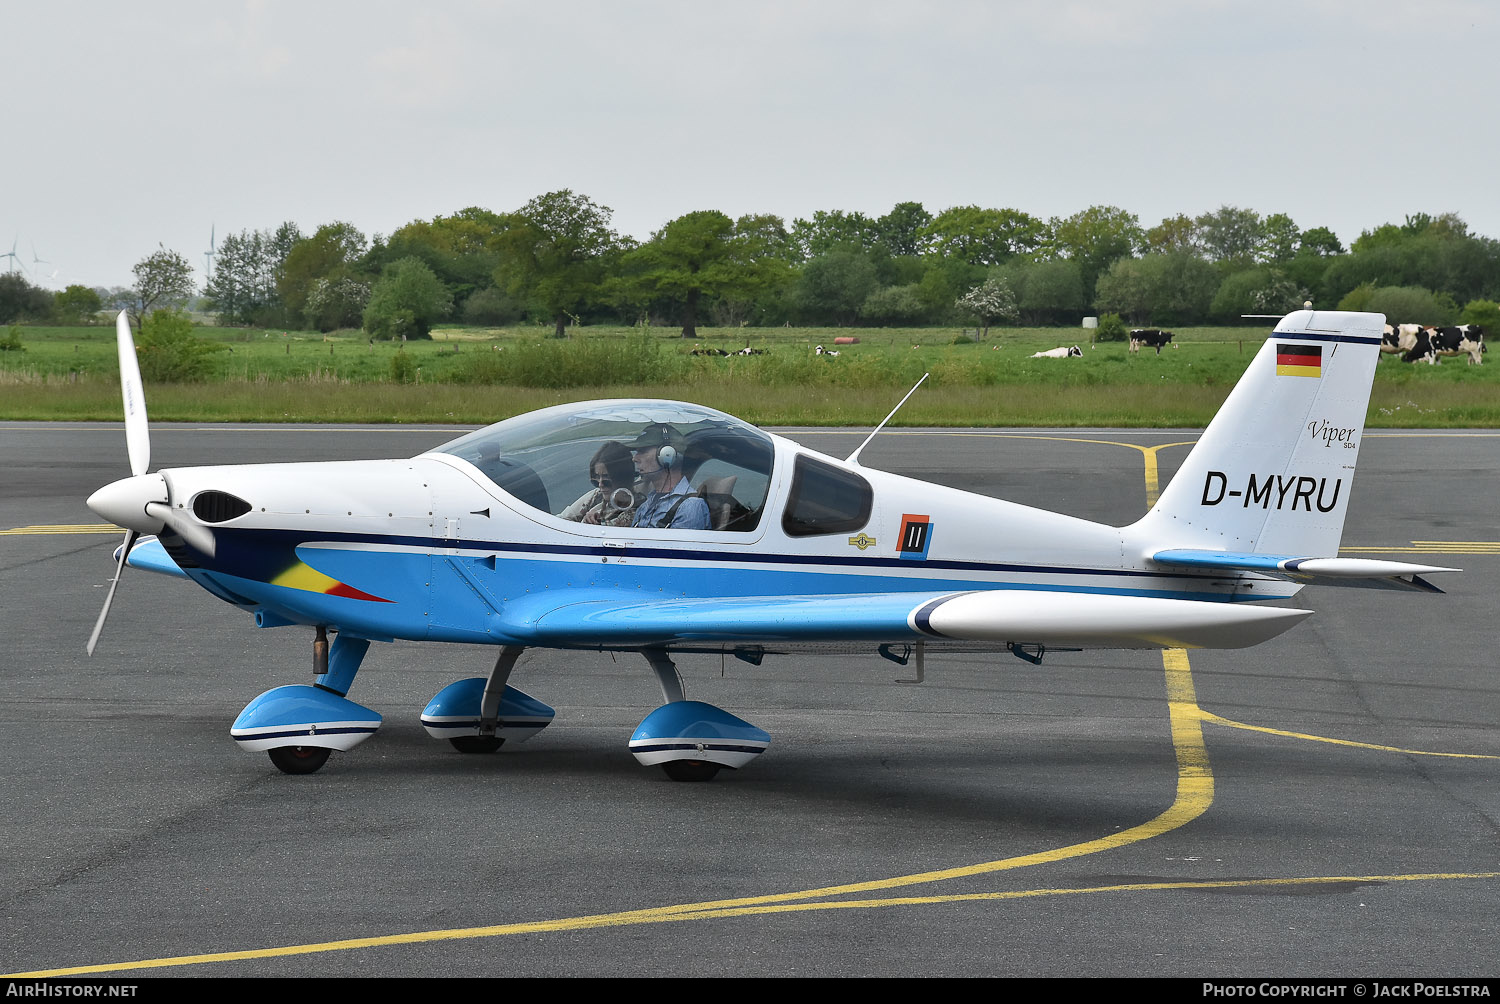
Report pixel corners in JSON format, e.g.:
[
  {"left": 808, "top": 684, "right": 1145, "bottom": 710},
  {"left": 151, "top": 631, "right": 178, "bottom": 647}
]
[{"left": 106, "top": 413, "right": 1290, "bottom": 650}]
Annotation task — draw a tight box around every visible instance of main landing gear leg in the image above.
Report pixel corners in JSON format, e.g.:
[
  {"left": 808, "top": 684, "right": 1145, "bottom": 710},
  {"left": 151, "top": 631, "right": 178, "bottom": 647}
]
[
  {"left": 643, "top": 646, "right": 686, "bottom": 705},
  {"left": 419, "top": 648, "right": 555, "bottom": 752},
  {"left": 453, "top": 645, "right": 525, "bottom": 754}
]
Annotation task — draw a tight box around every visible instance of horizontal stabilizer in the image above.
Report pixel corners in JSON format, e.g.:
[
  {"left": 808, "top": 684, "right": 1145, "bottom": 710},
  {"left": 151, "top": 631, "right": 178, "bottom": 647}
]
[
  {"left": 114, "top": 535, "right": 188, "bottom": 579},
  {"left": 505, "top": 587, "right": 1313, "bottom": 651},
  {"left": 1152, "top": 549, "right": 1457, "bottom": 593}
]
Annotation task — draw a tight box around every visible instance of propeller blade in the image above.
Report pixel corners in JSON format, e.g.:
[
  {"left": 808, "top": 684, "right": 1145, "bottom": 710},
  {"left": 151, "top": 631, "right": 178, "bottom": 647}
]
[
  {"left": 144, "top": 501, "right": 216, "bottom": 557},
  {"left": 87, "top": 529, "right": 139, "bottom": 656},
  {"left": 116, "top": 311, "right": 150, "bottom": 477}
]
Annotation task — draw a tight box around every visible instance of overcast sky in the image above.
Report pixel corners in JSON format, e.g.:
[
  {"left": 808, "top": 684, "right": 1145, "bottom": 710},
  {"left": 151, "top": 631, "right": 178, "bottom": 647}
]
[{"left": 2, "top": 0, "right": 1495, "bottom": 291}]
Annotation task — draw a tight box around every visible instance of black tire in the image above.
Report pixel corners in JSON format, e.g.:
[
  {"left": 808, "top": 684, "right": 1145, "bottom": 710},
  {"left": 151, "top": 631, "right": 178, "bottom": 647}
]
[
  {"left": 268, "top": 745, "right": 331, "bottom": 775},
  {"left": 661, "top": 759, "right": 721, "bottom": 782},
  {"left": 449, "top": 735, "right": 504, "bottom": 754}
]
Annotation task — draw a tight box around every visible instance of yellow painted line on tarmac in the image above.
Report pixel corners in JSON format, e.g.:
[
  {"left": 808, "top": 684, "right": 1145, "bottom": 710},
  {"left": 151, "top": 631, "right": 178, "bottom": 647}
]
[
  {"left": 1200, "top": 711, "right": 1500, "bottom": 759},
  {"left": 13, "top": 869, "right": 1500, "bottom": 978},
  {"left": 1341, "top": 545, "right": 1498, "bottom": 555},
  {"left": 1, "top": 523, "right": 121, "bottom": 535},
  {"left": 9, "top": 432, "right": 1491, "bottom": 977},
  {"left": 6, "top": 646, "right": 1218, "bottom": 976}
]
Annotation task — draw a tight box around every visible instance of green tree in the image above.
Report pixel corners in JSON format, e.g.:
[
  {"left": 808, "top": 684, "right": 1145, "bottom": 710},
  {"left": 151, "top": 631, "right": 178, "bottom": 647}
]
[
  {"left": 52, "top": 284, "right": 103, "bottom": 324},
  {"left": 923, "top": 206, "right": 1049, "bottom": 266},
  {"left": 1460, "top": 299, "right": 1500, "bottom": 330},
  {"left": 858, "top": 283, "right": 929, "bottom": 325},
  {"left": 377, "top": 207, "right": 508, "bottom": 306},
  {"left": 1296, "top": 226, "right": 1344, "bottom": 257},
  {"left": 956, "top": 276, "right": 1019, "bottom": 337},
  {"left": 1210, "top": 267, "right": 1309, "bottom": 321},
  {"left": 1095, "top": 252, "right": 1217, "bottom": 325},
  {"left": 1143, "top": 214, "right": 1201, "bottom": 255},
  {"left": 460, "top": 287, "right": 523, "bottom": 325},
  {"left": 277, "top": 222, "right": 368, "bottom": 323},
  {"left": 1016, "top": 259, "right": 1085, "bottom": 324},
  {"left": 1195, "top": 206, "right": 1262, "bottom": 264},
  {"left": 1046, "top": 205, "right": 1142, "bottom": 302},
  {"left": 135, "top": 309, "right": 227, "bottom": 381},
  {"left": 1336, "top": 284, "right": 1454, "bottom": 326},
  {"left": 130, "top": 248, "right": 196, "bottom": 328},
  {"left": 304, "top": 276, "right": 371, "bottom": 331},
  {"left": 493, "top": 190, "right": 628, "bottom": 337},
  {"left": 0, "top": 273, "right": 55, "bottom": 323},
  {"left": 875, "top": 201, "right": 934, "bottom": 257},
  {"left": 793, "top": 249, "right": 878, "bottom": 325},
  {"left": 206, "top": 226, "right": 298, "bottom": 326},
  {"left": 1257, "top": 213, "right": 1301, "bottom": 263},
  {"left": 363, "top": 258, "right": 453, "bottom": 339},
  {"left": 789, "top": 210, "right": 879, "bottom": 260},
  {"left": 915, "top": 257, "right": 986, "bottom": 321},
  {"left": 626, "top": 210, "right": 794, "bottom": 337}
]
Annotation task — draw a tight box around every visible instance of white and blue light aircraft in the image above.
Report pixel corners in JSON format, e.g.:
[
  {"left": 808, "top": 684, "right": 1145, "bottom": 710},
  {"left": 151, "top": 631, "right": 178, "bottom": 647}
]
[{"left": 86, "top": 310, "right": 1456, "bottom": 780}]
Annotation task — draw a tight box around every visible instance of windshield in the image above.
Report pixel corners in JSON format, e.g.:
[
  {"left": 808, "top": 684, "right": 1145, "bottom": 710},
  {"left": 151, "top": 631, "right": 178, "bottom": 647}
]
[{"left": 427, "top": 400, "right": 775, "bottom": 532}]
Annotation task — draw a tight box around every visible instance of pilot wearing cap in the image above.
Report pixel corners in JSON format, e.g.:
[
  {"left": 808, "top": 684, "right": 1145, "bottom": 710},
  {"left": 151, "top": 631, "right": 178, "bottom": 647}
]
[{"left": 629, "top": 424, "right": 711, "bottom": 530}]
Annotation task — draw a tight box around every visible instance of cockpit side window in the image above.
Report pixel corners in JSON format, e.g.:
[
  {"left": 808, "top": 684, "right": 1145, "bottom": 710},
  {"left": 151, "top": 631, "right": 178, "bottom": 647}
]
[{"left": 781, "top": 455, "right": 872, "bottom": 537}]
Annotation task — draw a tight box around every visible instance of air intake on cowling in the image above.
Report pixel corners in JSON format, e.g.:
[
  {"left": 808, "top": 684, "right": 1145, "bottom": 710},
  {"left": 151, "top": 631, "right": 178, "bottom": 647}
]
[{"left": 192, "top": 491, "right": 252, "bottom": 523}]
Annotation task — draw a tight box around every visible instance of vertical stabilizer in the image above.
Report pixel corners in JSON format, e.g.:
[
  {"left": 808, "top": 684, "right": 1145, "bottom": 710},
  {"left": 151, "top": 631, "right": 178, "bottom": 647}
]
[{"left": 1128, "top": 310, "right": 1384, "bottom": 558}]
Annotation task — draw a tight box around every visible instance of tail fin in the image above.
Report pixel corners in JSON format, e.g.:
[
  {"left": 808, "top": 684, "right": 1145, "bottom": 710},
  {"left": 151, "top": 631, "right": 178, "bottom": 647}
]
[
  {"left": 1129, "top": 310, "right": 1457, "bottom": 590},
  {"left": 1134, "top": 310, "right": 1383, "bottom": 557}
]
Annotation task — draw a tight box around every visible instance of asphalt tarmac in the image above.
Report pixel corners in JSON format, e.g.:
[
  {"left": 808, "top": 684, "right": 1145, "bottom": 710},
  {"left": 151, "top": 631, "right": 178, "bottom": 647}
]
[{"left": 1, "top": 422, "right": 1496, "bottom": 979}]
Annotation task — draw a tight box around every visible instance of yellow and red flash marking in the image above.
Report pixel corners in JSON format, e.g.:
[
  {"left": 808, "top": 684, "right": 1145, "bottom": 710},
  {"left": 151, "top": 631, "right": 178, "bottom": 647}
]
[{"left": 270, "top": 561, "right": 392, "bottom": 602}]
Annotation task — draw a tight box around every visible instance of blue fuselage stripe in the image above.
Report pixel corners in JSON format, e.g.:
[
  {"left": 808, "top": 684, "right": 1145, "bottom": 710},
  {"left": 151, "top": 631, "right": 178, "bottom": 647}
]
[{"left": 1280, "top": 332, "right": 1382, "bottom": 346}]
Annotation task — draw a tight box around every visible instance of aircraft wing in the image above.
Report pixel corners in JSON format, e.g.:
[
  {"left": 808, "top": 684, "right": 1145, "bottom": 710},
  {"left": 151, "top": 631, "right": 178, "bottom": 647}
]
[
  {"left": 501, "top": 588, "right": 1313, "bottom": 651},
  {"left": 1151, "top": 549, "right": 1458, "bottom": 593}
]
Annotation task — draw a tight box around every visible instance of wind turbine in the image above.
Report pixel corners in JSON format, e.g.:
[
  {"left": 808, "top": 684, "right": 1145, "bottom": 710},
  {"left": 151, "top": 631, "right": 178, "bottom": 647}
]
[
  {"left": 203, "top": 224, "right": 216, "bottom": 283},
  {"left": 1, "top": 236, "right": 24, "bottom": 275},
  {"left": 30, "top": 242, "right": 56, "bottom": 285}
]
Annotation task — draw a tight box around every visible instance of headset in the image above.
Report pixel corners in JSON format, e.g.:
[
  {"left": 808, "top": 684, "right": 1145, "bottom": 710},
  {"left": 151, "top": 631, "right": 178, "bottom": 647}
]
[{"left": 636, "top": 425, "right": 678, "bottom": 475}]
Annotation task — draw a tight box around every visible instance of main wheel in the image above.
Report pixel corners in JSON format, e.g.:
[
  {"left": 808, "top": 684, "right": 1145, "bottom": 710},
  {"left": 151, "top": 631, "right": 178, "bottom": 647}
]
[
  {"left": 449, "top": 735, "right": 504, "bottom": 754},
  {"left": 268, "top": 745, "right": 331, "bottom": 775},
  {"left": 661, "top": 759, "right": 721, "bottom": 782}
]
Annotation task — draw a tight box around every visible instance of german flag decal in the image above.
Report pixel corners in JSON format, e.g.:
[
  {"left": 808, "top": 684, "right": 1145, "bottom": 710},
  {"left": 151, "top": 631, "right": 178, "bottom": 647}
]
[{"left": 1276, "top": 343, "right": 1321, "bottom": 378}]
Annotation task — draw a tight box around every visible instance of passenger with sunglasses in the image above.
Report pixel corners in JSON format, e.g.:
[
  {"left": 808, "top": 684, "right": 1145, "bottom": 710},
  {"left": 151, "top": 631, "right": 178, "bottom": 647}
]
[{"left": 560, "top": 441, "right": 639, "bottom": 526}]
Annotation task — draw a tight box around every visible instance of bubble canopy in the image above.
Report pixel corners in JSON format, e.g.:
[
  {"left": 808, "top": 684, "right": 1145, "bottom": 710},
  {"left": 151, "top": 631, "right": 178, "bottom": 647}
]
[{"left": 425, "top": 400, "right": 776, "bottom": 529}]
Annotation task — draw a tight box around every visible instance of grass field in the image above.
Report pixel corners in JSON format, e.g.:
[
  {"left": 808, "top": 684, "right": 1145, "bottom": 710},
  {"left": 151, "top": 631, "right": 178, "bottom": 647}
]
[{"left": 1, "top": 322, "right": 1494, "bottom": 427}]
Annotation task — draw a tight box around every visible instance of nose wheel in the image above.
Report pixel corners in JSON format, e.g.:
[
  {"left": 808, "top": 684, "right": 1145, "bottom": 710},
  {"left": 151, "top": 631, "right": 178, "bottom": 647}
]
[
  {"left": 268, "top": 746, "right": 332, "bottom": 775},
  {"left": 449, "top": 736, "right": 504, "bottom": 754},
  {"left": 660, "top": 760, "right": 721, "bottom": 782}
]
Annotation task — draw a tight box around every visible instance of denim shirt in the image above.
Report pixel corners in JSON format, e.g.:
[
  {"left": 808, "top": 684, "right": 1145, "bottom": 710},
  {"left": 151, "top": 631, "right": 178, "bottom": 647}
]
[{"left": 631, "top": 476, "right": 711, "bottom": 529}]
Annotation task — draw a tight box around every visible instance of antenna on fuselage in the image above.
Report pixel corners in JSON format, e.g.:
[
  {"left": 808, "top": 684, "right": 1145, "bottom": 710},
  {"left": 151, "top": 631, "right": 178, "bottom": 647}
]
[{"left": 845, "top": 372, "right": 928, "bottom": 466}]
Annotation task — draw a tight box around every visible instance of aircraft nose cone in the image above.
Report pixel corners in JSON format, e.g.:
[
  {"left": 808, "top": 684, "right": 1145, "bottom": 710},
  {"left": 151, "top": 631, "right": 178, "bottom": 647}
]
[{"left": 87, "top": 473, "right": 168, "bottom": 534}]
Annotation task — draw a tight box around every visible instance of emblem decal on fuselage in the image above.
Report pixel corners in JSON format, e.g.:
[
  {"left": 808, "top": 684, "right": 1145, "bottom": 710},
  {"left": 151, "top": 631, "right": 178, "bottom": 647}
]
[
  {"left": 848, "top": 532, "right": 877, "bottom": 550},
  {"left": 898, "top": 514, "right": 932, "bottom": 560}
]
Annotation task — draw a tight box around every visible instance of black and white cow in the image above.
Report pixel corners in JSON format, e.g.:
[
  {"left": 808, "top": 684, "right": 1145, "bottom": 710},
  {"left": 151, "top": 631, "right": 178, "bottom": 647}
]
[
  {"left": 1400, "top": 327, "right": 1437, "bottom": 365},
  {"left": 1030, "top": 345, "right": 1082, "bottom": 358},
  {"left": 1425, "top": 325, "right": 1486, "bottom": 365},
  {"left": 1381, "top": 323, "right": 1423, "bottom": 355},
  {"left": 1129, "top": 329, "right": 1176, "bottom": 354}
]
